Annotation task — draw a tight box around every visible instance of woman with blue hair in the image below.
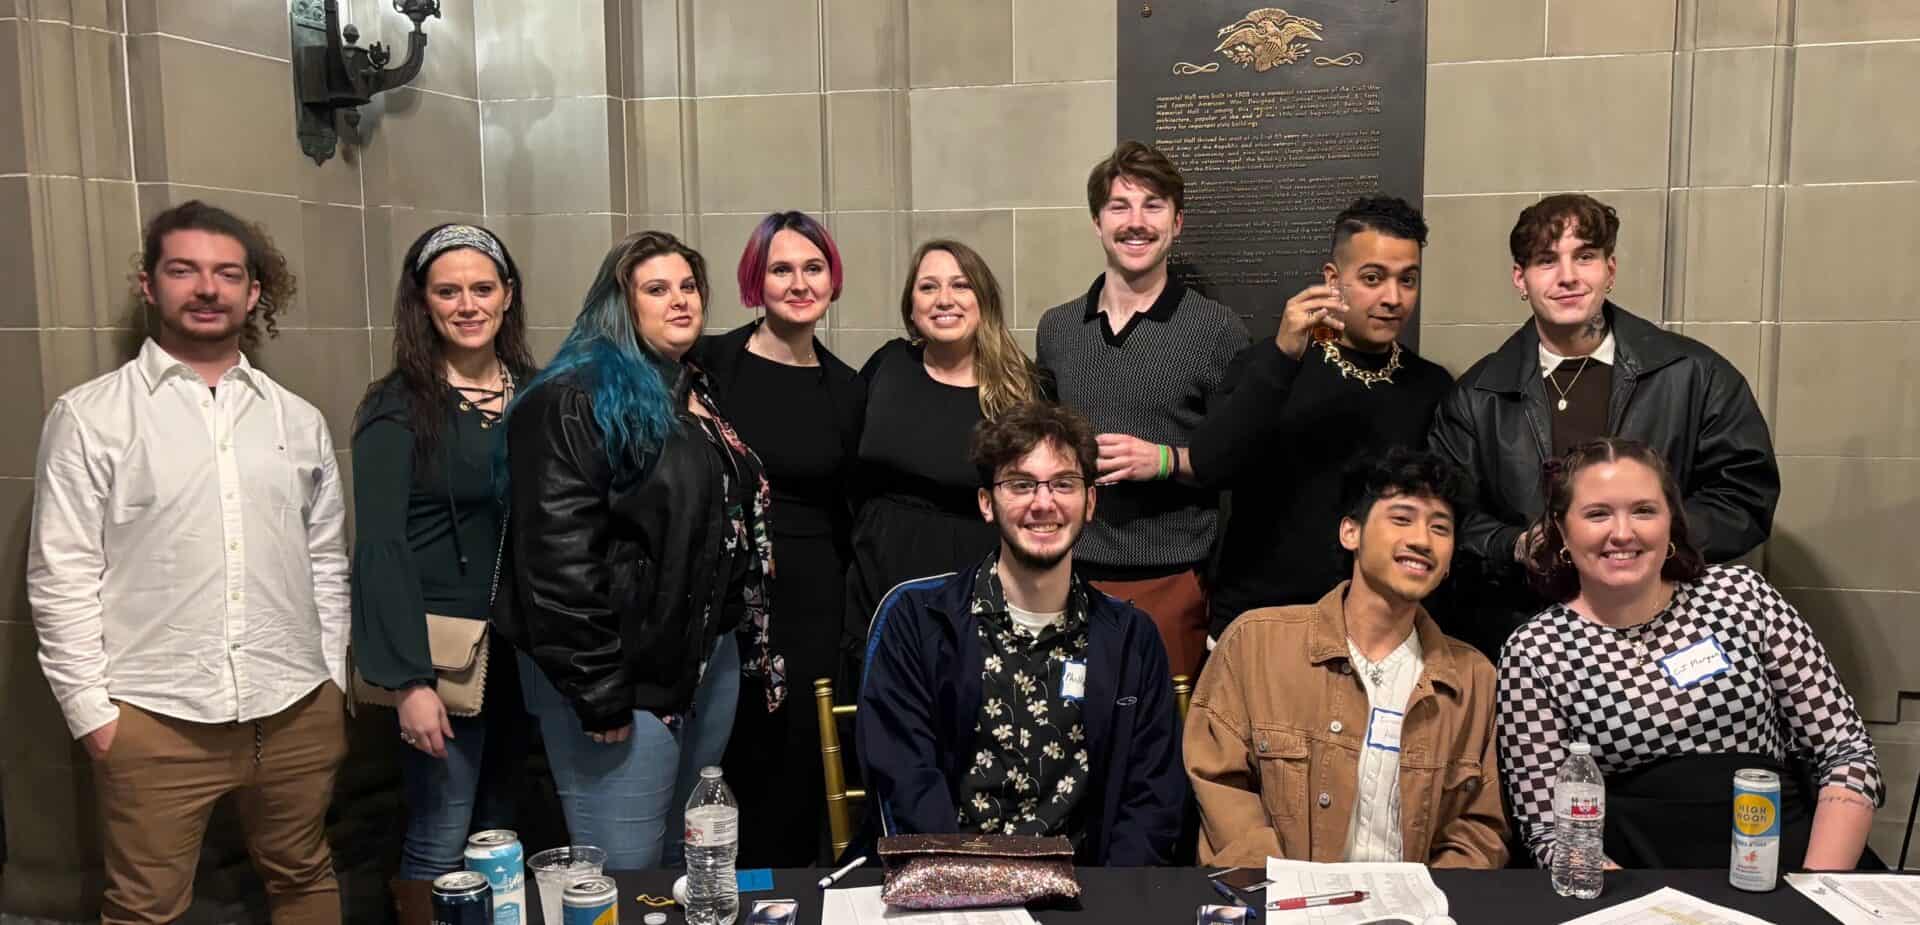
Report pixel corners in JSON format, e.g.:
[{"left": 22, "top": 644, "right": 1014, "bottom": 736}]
[{"left": 495, "top": 231, "right": 783, "bottom": 868}]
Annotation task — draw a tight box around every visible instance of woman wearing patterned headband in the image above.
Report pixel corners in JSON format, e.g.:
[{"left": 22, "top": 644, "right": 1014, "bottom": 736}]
[
  {"left": 1498, "top": 437, "right": 1882, "bottom": 871},
  {"left": 498, "top": 231, "right": 782, "bottom": 869},
  {"left": 690, "top": 211, "right": 865, "bottom": 867},
  {"left": 349, "top": 223, "right": 537, "bottom": 893}
]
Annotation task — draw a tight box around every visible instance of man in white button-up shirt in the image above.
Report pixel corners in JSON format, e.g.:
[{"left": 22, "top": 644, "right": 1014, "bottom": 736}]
[{"left": 28, "top": 200, "right": 350, "bottom": 924}]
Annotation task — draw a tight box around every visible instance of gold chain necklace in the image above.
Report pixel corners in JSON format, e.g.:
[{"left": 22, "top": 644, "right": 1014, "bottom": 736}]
[
  {"left": 1547, "top": 357, "right": 1592, "bottom": 412},
  {"left": 1319, "top": 338, "right": 1401, "bottom": 388}
]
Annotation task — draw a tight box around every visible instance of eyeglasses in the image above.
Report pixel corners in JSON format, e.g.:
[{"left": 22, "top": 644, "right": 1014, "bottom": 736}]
[{"left": 991, "top": 476, "right": 1088, "bottom": 498}]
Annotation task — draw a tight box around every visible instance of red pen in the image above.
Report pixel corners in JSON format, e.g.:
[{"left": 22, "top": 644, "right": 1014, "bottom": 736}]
[{"left": 1266, "top": 889, "right": 1368, "bottom": 911}]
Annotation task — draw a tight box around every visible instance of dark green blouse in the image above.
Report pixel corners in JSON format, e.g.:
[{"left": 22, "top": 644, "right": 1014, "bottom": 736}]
[{"left": 349, "top": 378, "right": 507, "bottom": 690}]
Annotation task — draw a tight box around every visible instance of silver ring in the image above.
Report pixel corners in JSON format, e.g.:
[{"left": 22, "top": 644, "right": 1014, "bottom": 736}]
[{"left": 399, "top": 732, "right": 415, "bottom": 744}]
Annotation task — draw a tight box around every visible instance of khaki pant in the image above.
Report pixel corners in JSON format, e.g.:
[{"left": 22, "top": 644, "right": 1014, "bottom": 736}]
[
  {"left": 1091, "top": 568, "right": 1210, "bottom": 680},
  {"left": 93, "top": 683, "right": 348, "bottom": 925}
]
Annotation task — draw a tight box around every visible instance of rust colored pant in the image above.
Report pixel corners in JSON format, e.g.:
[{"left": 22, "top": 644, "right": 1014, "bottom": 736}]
[
  {"left": 1091, "top": 568, "right": 1210, "bottom": 681},
  {"left": 93, "top": 683, "right": 348, "bottom": 925}
]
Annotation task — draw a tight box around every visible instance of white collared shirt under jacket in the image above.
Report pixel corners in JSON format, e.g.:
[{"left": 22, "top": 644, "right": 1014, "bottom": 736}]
[{"left": 28, "top": 338, "right": 349, "bottom": 739}]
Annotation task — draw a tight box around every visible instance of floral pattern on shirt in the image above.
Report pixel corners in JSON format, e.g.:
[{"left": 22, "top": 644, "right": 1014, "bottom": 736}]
[
  {"left": 691, "top": 377, "right": 786, "bottom": 713},
  {"left": 955, "top": 553, "right": 1092, "bottom": 838}
]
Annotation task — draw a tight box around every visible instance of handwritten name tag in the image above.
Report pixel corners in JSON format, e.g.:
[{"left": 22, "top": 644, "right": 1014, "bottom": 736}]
[
  {"left": 1060, "top": 660, "right": 1087, "bottom": 701},
  {"left": 1660, "top": 636, "right": 1732, "bottom": 688},
  {"left": 1366, "top": 707, "right": 1404, "bottom": 752}
]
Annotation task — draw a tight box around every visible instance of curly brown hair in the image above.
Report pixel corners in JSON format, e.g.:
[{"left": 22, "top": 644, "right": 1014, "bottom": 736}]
[
  {"left": 969, "top": 401, "right": 1097, "bottom": 488},
  {"left": 1508, "top": 193, "right": 1620, "bottom": 265},
  {"left": 138, "top": 200, "right": 296, "bottom": 351}
]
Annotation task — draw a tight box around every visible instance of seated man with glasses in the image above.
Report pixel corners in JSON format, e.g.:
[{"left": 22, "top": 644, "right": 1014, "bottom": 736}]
[{"left": 856, "top": 402, "right": 1186, "bottom": 866}]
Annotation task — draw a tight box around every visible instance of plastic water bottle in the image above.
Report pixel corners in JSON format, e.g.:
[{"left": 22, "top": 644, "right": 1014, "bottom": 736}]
[
  {"left": 684, "top": 766, "right": 740, "bottom": 925},
  {"left": 1551, "top": 741, "right": 1606, "bottom": 899}
]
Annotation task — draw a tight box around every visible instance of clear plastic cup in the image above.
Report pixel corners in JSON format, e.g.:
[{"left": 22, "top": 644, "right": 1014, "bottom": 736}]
[{"left": 529, "top": 845, "right": 608, "bottom": 925}]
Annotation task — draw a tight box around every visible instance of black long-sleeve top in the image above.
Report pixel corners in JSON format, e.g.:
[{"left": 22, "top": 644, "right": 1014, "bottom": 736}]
[
  {"left": 349, "top": 377, "right": 509, "bottom": 690},
  {"left": 1189, "top": 339, "right": 1452, "bottom": 637}
]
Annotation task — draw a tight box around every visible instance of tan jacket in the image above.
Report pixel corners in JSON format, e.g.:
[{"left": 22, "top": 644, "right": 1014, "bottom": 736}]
[{"left": 1185, "top": 584, "right": 1508, "bottom": 869}]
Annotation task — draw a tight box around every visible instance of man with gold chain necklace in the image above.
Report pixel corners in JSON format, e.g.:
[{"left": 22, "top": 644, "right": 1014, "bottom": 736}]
[{"left": 1190, "top": 198, "right": 1453, "bottom": 642}]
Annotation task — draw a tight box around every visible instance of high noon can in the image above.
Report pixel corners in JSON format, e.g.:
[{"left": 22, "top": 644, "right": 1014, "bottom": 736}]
[
  {"left": 430, "top": 870, "right": 493, "bottom": 925},
  {"left": 562, "top": 875, "right": 619, "bottom": 925},
  {"left": 465, "top": 830, "right": 527, "bottom": 924},
  {"left": 1730, "top": 769, "right": 1781, "bottom": 892}
]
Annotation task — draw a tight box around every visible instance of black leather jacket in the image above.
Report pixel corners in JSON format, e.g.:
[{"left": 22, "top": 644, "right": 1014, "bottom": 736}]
[
  {"left": 494, "top": 361, "right": 738, "bottom": 732},
  {"left": 1429, "top": 304, "right": 1780, "bottom": 647}
]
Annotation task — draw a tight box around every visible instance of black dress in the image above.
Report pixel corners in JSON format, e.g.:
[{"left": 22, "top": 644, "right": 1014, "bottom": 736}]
[
  {"left": 693, "top": 323, "right": 865, "bottom": 867},
  {"left": 844, "top": 339, "right": 1000, "bottom": 647}
]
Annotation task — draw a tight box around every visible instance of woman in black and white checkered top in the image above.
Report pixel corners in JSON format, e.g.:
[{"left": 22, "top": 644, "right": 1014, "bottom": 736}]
[{"left": 1497, "top": 437, "right": 1882, "bottom": 870}]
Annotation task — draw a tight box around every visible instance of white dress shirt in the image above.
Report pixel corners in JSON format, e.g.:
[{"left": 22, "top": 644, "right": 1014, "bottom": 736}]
[
  {"left": 28, "top": 338, "right": 349, "bottom": 738},
  {"left": 1344, "top": 630, "right": 1424, "bottom": 862},
  {"left": 1539, "top": 331, "right": 1616, "bottom": 377}
]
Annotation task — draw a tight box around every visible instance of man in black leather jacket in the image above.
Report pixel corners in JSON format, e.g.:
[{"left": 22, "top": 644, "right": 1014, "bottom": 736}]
[{"left": 1429, "top": 194, "right": 1779, "bottom": 657}]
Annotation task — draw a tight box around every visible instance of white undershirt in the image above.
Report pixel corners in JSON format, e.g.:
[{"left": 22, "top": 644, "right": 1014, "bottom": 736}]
[
  {"left": 1539, "top": 331, "right": 1616, "bottom": 377},
  {"left": 1344, "top": 630, "right": 1424, "bottom": 862},
  {"left": 1007, "top": 603, "right": 1065, "bottom": 637}
]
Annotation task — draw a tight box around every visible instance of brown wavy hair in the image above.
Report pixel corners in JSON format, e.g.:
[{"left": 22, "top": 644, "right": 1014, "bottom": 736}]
[
  {"left": 357, "top": 223, "right": 536, "bottom": 469},
  {"left": 139, "top": 199, "right": 295, "bottom": 351},
  {"left": 898, "top": 239, "right": 1043, "bottom": 419},
  {"left": 969, "top": 401, "right": 1098, "bottom": 488},
  {"left": 1524, "top": 437, "right": 1707, "bottom": 602},
  {"left": 1509, "top": 193, "right": 1620, "bottom": 265}
]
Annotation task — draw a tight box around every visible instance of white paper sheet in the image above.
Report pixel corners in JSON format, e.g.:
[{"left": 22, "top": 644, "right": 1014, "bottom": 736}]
[
  {"left": 818, "top": 886, "right": 1039, "bottom": 925},
  {"left": 1787, "top": 872, "right": 1920, "bottom": 924},
  {"left": 1553, "top": 886, "right": 1775, "bottom": 925},
  {"left": 1261, "top": 859, "right": 1449, "bottom": 924}
]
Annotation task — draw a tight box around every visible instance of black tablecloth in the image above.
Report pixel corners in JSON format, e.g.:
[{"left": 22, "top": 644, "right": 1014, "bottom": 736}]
[{"left": 525, "top": 866, "right": 1871, "bottom": 923}]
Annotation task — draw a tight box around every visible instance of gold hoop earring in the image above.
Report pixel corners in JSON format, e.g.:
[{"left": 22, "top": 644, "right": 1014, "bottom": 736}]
[
  {"left": 1666, "top": 542, "right": 1676, "bottom": 560},
  {"left": 1557, "top": 546, "right": 1572, "bottom": 564}
]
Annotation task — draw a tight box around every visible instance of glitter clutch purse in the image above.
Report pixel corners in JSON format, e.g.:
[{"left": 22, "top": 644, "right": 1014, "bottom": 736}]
[{"left": 877, "top": 834, "right": 1080, "bottom": 910}]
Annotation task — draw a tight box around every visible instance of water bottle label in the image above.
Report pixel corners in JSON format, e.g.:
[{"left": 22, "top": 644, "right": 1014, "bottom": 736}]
[
  {"left": 685, "top": 807, "right": 737, "bottom": 847},
  {"left": 1566, "top": 797, "right": 1602, "bottom": 820}
]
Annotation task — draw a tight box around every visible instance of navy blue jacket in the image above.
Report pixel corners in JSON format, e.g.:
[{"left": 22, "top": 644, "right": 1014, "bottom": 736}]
[{"left": 855, "top": 559, "right": 1186, "bottom": 866}]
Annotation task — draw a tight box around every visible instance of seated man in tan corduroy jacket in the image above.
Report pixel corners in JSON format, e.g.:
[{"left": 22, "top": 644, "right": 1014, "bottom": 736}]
[{"left": 1185, "top": 448, "right": 1508, "bottom": 868}]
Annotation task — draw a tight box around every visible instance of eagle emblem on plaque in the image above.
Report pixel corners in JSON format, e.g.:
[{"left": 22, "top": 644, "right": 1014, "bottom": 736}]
[
  {"left": 1214, "top": 8, "right": 1326, "bottom": 70},
  {"left": 1174, "top": 7, "right": 1364, "bottom": 74}
]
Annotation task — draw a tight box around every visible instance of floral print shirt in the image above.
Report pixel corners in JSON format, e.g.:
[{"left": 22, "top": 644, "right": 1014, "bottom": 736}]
[{"left": 955, "top": 553, "right": 1092, "bottom": 839}]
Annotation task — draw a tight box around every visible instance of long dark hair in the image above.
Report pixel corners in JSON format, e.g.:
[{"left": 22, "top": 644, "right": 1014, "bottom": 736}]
[
  {"left": 513, "top": 231, "right": 708, "bottom": 485},
  {"left": 1525, "top": 437, "right": 1707, "bottom": 601},
  {"left": 357, "top": 223, "right": 535, "bottom": 469}
]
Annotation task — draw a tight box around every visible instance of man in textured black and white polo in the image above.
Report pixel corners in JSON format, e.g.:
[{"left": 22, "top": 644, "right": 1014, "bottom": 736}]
[{"left": 1036, "top": 141, "right": 1249, "bottom": 681}]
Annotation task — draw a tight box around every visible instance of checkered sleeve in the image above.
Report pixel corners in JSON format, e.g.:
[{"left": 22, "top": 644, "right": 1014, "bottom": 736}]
[
  {"left": 1749, "top": 568, "right": 1885, "bottom": 807},
  {"left": 1497, "top": 629, "right": 1569, "bottom": 866}
]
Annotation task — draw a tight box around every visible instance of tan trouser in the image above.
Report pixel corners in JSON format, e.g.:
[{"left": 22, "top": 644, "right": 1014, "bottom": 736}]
[
  {"left": 93, "top": 683, "right": 348, "bottom": 925},
  {"left": 1091, "top": 568, "right": 1210, "bottom": 680}
]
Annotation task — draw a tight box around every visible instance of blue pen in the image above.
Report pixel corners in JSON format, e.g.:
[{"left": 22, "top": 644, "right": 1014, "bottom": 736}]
[{"left": 1210, "top": 878, "right": 1260, "bottom": 920}]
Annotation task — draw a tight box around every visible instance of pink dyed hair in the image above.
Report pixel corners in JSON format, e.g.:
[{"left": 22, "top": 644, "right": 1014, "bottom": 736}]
[{"left": 736, "top": 210, "right": 844, "bottom": 306}]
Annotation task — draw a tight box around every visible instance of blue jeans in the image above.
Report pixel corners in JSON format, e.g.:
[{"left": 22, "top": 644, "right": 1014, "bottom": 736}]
[
  {"left": 520, "top": 637, "right": 739, "bottom": 869},
  {"left": 397, "top": 643, "right": 529, "bottom": 879}
]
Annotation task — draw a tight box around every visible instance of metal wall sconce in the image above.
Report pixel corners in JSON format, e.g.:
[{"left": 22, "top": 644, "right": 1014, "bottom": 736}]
[{"left": 291, "top": 0, "right": 442, "bottom": 164}]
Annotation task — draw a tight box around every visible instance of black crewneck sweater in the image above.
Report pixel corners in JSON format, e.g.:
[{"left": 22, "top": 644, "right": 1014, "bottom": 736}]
[{"left": 1188, "top": 338, "right": 1454, "bottom": 637}]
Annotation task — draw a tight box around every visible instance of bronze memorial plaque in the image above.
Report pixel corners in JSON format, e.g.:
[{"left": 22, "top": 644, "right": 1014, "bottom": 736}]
[{"left": 1117, "top": 1, "right": 1427, "bottom": 343}]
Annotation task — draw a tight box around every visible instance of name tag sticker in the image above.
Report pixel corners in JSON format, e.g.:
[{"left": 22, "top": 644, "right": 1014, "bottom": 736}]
[
  {"left": 1366, "top": 707, "right": 1404, "bottom": 753},
  {"left": 1061, "top": 660, "right": 1087, "bottom": 701},
  {"left": 1661, "top": 636, "right": 1732, "bottom": 688}
]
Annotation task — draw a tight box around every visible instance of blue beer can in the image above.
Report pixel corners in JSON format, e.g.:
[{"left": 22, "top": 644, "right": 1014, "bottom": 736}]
[
  {"left": 1730, "top": 768, "right": 1781, "bottom": 892},
  {"left": 464, "top": 829, "right": 526, "bottom": 925},
  {"left": 431, "top": 870, "right": 493, "bottom": 925},
  {"left": 562, "top": 875, "right": 619, "bottom": 925}
]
